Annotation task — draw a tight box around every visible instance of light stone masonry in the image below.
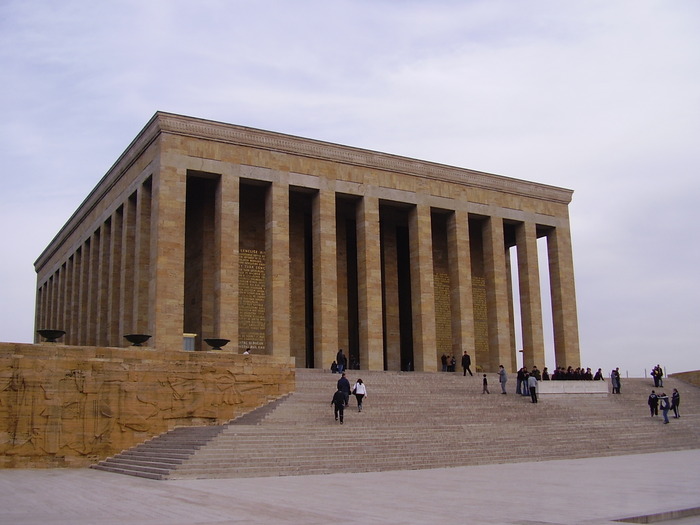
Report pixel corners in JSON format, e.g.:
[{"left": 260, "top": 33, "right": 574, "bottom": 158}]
[{"left": 34, "top": 112, "right": 581, "bottom": 373}]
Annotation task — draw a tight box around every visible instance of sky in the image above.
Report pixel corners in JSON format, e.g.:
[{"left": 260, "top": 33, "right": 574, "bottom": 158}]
[{"left": 1, "top": 0, "right": 698, "bottom": 377}]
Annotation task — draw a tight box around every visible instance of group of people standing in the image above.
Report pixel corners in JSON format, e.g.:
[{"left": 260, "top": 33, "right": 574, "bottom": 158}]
[
  {"left": 651, "top": 364, "right": 664, "bottom": 387},
  {"left": 440, "top": 354, "right": 457, "bottom": 372},
  {"left": 514, "top": 366, "right": 541, "bottom": 403},
  {"left": 610, "top": 367, "right": 622, "bottom": 394},
  {"left": 331, "top": 372, "right": 367, "bottom": 424},
  {"left": 648, "top": 388, "right": 680, "bottom": 424},
  {"left": 330, "top": 357, "right": 683, "bottom": 426},
  {"left": 441, "top": 352, "right": 475, "bottom": 376},
  {"left": 494, "top": 365, "right": 536, "bottom": 401}
]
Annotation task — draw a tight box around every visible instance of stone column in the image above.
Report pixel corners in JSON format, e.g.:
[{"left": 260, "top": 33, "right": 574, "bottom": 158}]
[
  {"left": 483, "top": 216, "right": 512, "bottom": 371},
  {"left": 265, "top": 180, "right": 290, "bottom": 357},
  {"left": 215, "top": 170, "right": 239, "bottom": 350},
  {"left": 149, "top": 167, "right": 186, "bottom": 351},
  {"left": 46, "top": 275, "right": 55, "bottom": 332},
  {"left": 56, "top": 265, "right": 65, "bottom": 335},
  {"left": 547, "top": 224, "right": 581, "bottom": 368},
  {"left": 447, "top": 210, "right": 476, "bottom": 368},
  {"left": 55, "top": 270, "right": 63, "bottom": 332},
  {"left": 69, "top": 252, "right": 80, "bottom": 346},
  {"left": 313, "top": 186, "right": 339, "bottom": 369},
  {"left": 506, "top": 252, "right": 517, "bottom": 372},
  {"left": 409, "top": 204, "right": 437, "bottom": 372},
  {"left": 107, "top": 208, "right": 123, "bottom": 347},
  {"left": 382, "top": 219, "right": 401, "bottom": 371},
  {"left": 356, "top": 195, "right": 384, "bottom": 370},
  {"left": 96, "top": 222, "right": 111, "bottom": 347},
  {"left": 119, "top": 194, "right": 137, "bottom": 345},
  {"left": 516, "top": 221, "right": 545, "bottom": 368},
  {"left": 86, "top": 231, "right": 102, "bottom": 346},
  {"left": 62, "top": 257, "right": 74, "bottom": 344},
  {"left": 134, "top": 181, "right": 152, "bottom": 335},
  {"left": 77, "top": 241, "right": 89, "bottom": 345}
]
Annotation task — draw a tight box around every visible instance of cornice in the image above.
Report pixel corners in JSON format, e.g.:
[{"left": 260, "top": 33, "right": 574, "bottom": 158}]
[
  {"left": 156, "top": 112, "right": 574, "bottom": 205},
  {"left": 36, "top": 111, "right": 573, "bottom": 272}
]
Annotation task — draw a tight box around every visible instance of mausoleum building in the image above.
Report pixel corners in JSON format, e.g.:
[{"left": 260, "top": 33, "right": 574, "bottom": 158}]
[{"left": 34, "top": 112, "right": 580, "bottom": 373}]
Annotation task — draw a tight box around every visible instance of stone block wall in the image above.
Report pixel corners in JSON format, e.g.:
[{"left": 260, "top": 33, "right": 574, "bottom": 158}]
[{"left": 0, "top": 343, "right": 295, "bottom": 468}]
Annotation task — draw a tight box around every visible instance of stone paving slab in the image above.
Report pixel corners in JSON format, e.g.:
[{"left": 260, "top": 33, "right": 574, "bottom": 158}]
[{"left": 1, "top": 450, "right": 699, "bottom": 525}]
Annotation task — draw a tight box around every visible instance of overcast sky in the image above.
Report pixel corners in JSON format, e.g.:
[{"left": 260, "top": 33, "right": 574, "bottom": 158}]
[{"left": 1, "top": 0, "right": 698, "bottom": 377}]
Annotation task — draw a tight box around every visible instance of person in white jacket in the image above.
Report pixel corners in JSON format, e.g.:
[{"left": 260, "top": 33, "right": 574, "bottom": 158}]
[{"left": 352, "top": 379, "right": 367, "bottom": 412}]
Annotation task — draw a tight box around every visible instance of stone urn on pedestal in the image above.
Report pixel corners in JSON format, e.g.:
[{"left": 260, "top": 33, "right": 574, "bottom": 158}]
[
  {"left": 37, "top": 329, "right": 66, "bottom": 343},
  {"left": 204, "top": 338, "right": 230, "bottom": 350},
  {"left": 123, "top": 334, "right": 152, "bottom": 346}
]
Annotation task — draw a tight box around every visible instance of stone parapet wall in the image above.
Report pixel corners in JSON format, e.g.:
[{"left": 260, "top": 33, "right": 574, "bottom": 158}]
[
  {"left": 0, "top": 343, "right": 295, "bottom": 469},
  {"left": 670, "top": 370, "right": 700, "bottom": 388},
  {"left": 537, "top": 381, "right": 609, "bottom": 395}
]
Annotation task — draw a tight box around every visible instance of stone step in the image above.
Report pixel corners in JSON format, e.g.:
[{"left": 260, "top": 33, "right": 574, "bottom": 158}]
[
  {"left": 90, "top": 463, "right": 167, "bottom": 480},
  {"left": 91, "top": 370, "right": 700, "bottom": 480}
]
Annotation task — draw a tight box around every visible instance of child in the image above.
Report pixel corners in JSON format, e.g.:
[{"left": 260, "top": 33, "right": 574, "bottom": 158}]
[
  {"left": 482, "top": 374, "right": 490, "bottom": 394},
  {"left": 331, "top": 389, "right": 345, "bottom": 424}
]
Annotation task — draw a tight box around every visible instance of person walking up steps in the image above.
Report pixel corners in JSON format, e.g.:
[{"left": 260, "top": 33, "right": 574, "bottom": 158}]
[
  {"left": 482, "top": 374, "right": 490, "bottom": 394},
  {"left": 331, "top": 389, "right": 346, "bottom": 424},
  {"left": 352, "top": 378, "right": 367, "bottom": 412},
  {"left": 337, "top": 372, "right": 351, "bottom": 407}
]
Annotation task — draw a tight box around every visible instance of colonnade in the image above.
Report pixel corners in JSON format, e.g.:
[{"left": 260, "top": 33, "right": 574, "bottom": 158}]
[
  {"left": 36, "top": 179, "right": 152, "bottom": 348},
  {"left": 36, "top": 169, "right": 580, "bottom": 373}
]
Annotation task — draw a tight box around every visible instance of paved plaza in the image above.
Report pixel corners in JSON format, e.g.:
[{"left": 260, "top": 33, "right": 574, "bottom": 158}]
[{"left": 1, "top": 450, "right": 699, "bottom": 525}]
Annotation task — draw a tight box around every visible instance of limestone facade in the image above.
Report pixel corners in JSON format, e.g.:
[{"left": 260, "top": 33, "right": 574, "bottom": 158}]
[{"left": 34, "top": 112, "right": 581, "bottom": 372}]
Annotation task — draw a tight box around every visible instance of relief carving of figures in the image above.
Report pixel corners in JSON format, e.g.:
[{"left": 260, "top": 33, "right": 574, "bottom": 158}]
[{"left": 0, "top": 345, "right": 294, "bottom": 467}]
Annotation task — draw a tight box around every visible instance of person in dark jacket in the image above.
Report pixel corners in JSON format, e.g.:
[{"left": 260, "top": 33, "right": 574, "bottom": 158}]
[
  {"left": 331, "top": 389, "right": 346, "bottom": 424},
  {"left": 337, "top": 372, "right": 351, "bottom": 407},
  {"left": 461, "top": 351, "right": 473, "bottom": 376},
  {"left": 659, "top": 392, "right": 670, "bottom": 424},
  {"left": 671, "top": 388, "right": 681, "bottom": 418},
  {"left": 648, "top": 390, "right": 659, "bottom": 417},
  {"left": 336, "top": 349, "right": 346, "bottom": 373}
]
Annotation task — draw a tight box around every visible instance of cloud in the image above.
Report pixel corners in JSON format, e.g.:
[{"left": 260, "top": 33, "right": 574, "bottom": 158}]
[{"left": 0, "top": 0, "right": 698, "bottom": 375}]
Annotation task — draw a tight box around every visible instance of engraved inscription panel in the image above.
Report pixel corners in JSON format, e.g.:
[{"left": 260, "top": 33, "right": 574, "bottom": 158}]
[
  {"left": 239, "top": 249, "right": 266, "bottom": 351},
  {"left": 434, "top": 272, "right": 452, "bottom": 356},
  {"left": 472, "top": 276, "right": 489, "bottom": 366}
]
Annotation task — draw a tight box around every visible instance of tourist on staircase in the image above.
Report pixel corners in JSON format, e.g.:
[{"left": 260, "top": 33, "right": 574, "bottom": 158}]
[
  {"left": 352, "top": 378, "right": 367, "bottom": 412},
  {"left": 671, "top": 388, "right": 681, "bottom": 418},
  {"left": 462, "top": 351, "right": 473, "bottom": 376},
  {"left": 498, "top": 365, "right": 508, "bottom": 394},
  {"left": 610, "top": 368, "right": 621, "bottom": 394},
  {"left": 527, "top": 372, "right": 538, "bottom": 403},
  {"left": 658, "top": 392, "right": 671, "bottom": 424},
  {"left": 331, "top": 389, "right": 345, "bottom": 424},
  {"left": 648, "top": 390, "right": 659, "bottom": 417},
  {"left": 337, "top": 372, "right": 351, "bottom": 407}
]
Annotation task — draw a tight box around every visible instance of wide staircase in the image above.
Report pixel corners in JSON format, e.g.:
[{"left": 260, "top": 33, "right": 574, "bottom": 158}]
[{"left": 91, "top": 369, "right": 700, "bottom": 480}]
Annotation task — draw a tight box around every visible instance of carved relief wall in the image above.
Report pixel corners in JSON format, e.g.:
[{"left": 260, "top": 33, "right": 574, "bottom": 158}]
[{"left": 0, "top": 343, "right": 294, "bottom": 468}]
